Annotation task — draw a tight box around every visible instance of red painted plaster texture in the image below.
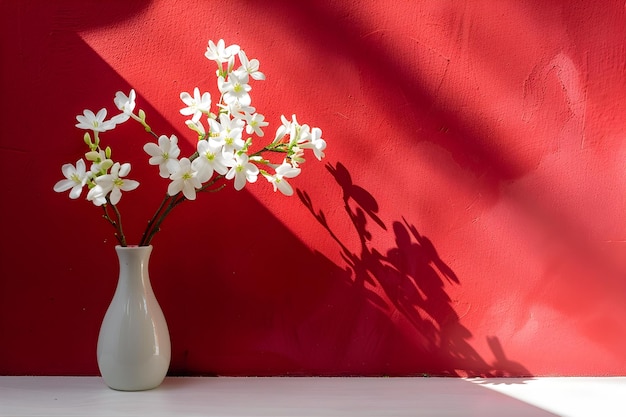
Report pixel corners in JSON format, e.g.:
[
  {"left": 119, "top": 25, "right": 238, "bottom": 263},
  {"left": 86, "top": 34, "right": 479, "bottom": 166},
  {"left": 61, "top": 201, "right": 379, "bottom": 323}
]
[{"left": 1, "top": 0, "right": 626, "bottom": 376}]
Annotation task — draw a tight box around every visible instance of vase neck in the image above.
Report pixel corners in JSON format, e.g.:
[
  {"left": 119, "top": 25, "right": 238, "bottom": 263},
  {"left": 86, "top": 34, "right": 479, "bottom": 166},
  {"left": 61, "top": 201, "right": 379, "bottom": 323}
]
[{"left": 115, "top": 245, "right": 153, "bottom": 287}]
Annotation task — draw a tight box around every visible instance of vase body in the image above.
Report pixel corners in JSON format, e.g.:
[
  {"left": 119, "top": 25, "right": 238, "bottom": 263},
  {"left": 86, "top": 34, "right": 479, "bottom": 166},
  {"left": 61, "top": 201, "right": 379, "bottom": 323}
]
[{"left": 97, "top": 245, "right": 171, "bottom": 391}]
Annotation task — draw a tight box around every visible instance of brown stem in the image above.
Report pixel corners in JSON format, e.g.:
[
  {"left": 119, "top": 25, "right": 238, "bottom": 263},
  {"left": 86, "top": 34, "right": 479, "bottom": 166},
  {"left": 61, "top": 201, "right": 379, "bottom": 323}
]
[
  {"left": 138, "top": 176, "right": 227, "bottom": 246},
  {"left": 141, "top": 194, "right": 184, "bottom": 246},
  {"left": 102, "top": 199, "right": 126, "bottom": 246},
  {"left": 139, "top": 194, "right": 174, "bottom": 247},
  {"left": 101, "top": 205, "right": 122, "bottom": 245}
]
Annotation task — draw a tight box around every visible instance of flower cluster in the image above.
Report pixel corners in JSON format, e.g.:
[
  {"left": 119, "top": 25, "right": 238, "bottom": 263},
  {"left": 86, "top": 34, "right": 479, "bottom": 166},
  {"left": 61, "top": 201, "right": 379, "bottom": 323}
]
[{"left": 54, "top": 39, "right": 327, "bottom": 246}]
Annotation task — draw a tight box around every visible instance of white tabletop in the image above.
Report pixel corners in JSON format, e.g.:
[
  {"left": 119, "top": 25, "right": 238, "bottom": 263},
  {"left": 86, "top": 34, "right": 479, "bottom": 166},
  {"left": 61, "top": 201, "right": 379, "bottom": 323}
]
[{"left": 1, "top": 376, "right": 624, "bottom": 416}]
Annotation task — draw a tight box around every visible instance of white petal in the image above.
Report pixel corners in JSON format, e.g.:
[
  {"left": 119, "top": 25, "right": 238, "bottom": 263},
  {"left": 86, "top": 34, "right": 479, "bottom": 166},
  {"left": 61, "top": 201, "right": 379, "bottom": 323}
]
[
  {"left": 111, "top": 113, "right": 130, "bottom": 124},
  {"left": 144, "top": 142, "right": 161, "bottom": 157},
  {"left": 54, "top": 179, "right": 75, "bottom": 192},
  {"left": 234, "top": 173, "right": 246, "bottom": 190},
  {"left": 158, "top": 135, "right": 171, "bottom": 151},
  {"left": 165, "top": 158, "right": 180, "bottom": 175},
  {"left": 182, "top": 181, "right": 196, "bottom": 200},
  {"left": 121, "top": 179, "right": 139, "bottom": 192},
  {"left": 109, "top": 188, "right": 122, "bottom": 205},
  {"left": 76, "top": 159, "right": 86, "bottom": 174},
  {"left": 180, "top": 91, "right": 192, "bottom": 105},
  {"left": 118, "top": 163, "right": 131, "bottom": 177},
  {"left": 69, "top": 184, "right": 84, "bottom": 199},
  {"left": 277, "top": 180, "right": 294, "bottom": 196},
  {"left": 95, "top": 108, "right": 107, "bottom": 121},
  {"left": 167, "top": 179, "right": 182, "bottom": 196},
  {"left": 60, "top": 163, "right": 76, "bottom": 179},
  {"left": 158, "top": 164, "right": 171, "bottom": 178},
  {"left": 149, "top": 155, "right": 164, "bottom": 166}
]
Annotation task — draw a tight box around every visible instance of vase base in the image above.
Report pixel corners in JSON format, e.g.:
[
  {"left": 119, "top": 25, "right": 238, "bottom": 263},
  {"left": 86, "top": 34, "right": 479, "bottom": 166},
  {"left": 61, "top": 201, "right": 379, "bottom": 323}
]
[{"left": 104, "top": 381, "right": 164, "bottom": 391}]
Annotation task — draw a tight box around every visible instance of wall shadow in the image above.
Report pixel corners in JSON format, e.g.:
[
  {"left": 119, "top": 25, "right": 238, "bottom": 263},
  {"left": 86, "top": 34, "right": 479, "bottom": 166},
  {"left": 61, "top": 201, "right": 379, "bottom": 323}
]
[
  {"left": 2, "top": 0, "right": 543, "bottom": 379},
  {"left": 298, "top": 162, "right": 532, "bottom": 378}
]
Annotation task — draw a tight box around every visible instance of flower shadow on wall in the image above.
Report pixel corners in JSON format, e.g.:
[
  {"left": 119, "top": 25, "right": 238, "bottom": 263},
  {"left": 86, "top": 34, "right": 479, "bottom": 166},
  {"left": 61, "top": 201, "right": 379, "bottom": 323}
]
[{"left": 298, "top": 162, "right": 531, "bottom": 378}]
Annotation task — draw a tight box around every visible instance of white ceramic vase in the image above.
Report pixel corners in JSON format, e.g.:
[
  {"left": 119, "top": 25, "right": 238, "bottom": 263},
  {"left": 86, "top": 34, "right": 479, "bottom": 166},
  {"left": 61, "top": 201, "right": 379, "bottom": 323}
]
[{"left": 97, "top": 245, "right": 171, "bottom": 391}]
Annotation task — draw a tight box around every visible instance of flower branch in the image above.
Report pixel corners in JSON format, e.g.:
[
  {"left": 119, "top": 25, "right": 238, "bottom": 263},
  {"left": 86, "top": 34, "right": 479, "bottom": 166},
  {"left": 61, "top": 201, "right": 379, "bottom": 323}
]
[
  {"left": 55, "top": 39, "right": 327, "bottom": 246},
  {"left": 101, "top": 198, "right": 126, "bottom": 246}
]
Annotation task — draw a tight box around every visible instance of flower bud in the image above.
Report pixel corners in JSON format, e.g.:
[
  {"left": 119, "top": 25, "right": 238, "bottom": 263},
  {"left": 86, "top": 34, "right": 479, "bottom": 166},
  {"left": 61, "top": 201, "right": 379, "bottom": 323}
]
[
  {"left": 100, "top": 159, "right": 114, "bottom": 171},
  {"left": 83, "top": 132, "right": 93, "bottom": 148},
  {"left": 85, "top": 151, "right": 100, "bottom": 161}
]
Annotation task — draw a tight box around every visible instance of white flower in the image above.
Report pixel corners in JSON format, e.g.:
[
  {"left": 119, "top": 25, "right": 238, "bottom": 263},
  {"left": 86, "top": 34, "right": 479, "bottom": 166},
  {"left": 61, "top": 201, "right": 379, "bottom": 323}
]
[
  {"left": 289, "top": 146, "right": 306, "bottom": 168},
  {"left": 273, "top": 114, "right": 295, "bottom": 143},
  {"left": 143, "top": 135, "right": 181, "bottom": 178},
  {"left": 85, "top": 149, "right": 113, "bottom": 175},
  {"left": 218, "top": 101, "right": 256, "bottom": 120},
  {"left": 180, "top": 87, "right": 211, "bottom": 123},
  {"left": 168, "top": 158, "right": 202, "bottom": 200},
  {"left": 219, "top": 72, "right": 252, "bottom": 106},
  {"left": 292, "top": 122, "right": 311, "bottom": 146},
  {"left": 110, "top": 89, "right": 136, "bottom": 124},
  {"left": 273, "top": 114, "right": 311, "bottom": 147},
  {"left": 86, "top": 188, "right": 106, "bottom": 206},
  {"left": 244, "top": 112, "right": 269, "bottom": 137},
  {"left": 56, "top": 39, "right": 329, "bottom": 249},
  {"left": 300, "top": 127, "right": 326, "bottom": 160},
  {"left": 205, "top": 39, "right": 240, "bottom": 64},
  {"left": 75, "top": 108, "right": 116, "bottom": 132},
  {"left": 192, "top": 139, "right": 229, "bottom": 183},
  {"left": 53, "top": 159, "right": 90, "bottom": 199},
  {"left": 225, "top": 153, "right": 259, "bottom": 191},
  {"left": 236, "top": 50, "right": 265, "bottom": 81},
  {"left": 185, "top": 119, "right": 206, "bottom": 136},
  {"left": 264, "top": 161, "right": 301, "bottom": 196},
  {"left": 87, "top": 162, "right": 139, "bottom": 206},
  {"left": 207, "top": 118, "right": 224, "bottom": 141},
  {"left": 209, "top": 114, "right": 245, "bottom": 158}
]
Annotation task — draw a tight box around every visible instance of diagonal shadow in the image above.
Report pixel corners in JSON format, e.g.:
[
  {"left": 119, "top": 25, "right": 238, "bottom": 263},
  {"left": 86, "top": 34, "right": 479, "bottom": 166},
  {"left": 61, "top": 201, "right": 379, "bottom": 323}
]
[
  {"left": 299, "top": 162, "right": 532, "bottom": 379},
  {"left": 241, "top": 0, "right": 532, "bottom": 183},
  {"left": 2, "top": 0, "right": 544, "bottom": 378}
]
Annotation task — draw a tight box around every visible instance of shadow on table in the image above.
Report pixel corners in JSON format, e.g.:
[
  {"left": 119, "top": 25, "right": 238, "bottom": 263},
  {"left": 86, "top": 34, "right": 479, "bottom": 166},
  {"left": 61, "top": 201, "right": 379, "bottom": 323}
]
[{"left": 155, "top": 376, "right": 560, "bottom": 416}]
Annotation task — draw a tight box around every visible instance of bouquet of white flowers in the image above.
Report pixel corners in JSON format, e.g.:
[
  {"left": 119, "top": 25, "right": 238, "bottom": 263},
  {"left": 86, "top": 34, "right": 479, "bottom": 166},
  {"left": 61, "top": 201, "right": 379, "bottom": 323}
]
[{"left": 54, "top": 39, "right": 327, "bottom": 247}]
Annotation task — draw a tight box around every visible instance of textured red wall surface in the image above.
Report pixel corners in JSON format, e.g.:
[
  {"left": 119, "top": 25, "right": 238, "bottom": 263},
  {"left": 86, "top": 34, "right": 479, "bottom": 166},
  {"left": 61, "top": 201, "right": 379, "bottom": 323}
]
[{"left": 2, "top": 0, "right": 626, "bottom": 377}]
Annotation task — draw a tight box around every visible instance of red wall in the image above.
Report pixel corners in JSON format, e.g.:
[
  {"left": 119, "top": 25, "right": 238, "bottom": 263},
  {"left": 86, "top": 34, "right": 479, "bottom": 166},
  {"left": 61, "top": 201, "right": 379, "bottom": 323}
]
[{"left": 2, "top": 0, "right": 626, "bottom": 377}]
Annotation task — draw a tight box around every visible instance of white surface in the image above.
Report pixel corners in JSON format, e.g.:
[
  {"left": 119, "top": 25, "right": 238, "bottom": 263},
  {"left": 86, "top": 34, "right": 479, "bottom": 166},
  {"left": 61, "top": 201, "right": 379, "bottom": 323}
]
[
  {"left": 473, "top": 377, "right": 626, "bottom": 417},
  {"left": 0, "top": 376, "right": 624, "bottom": 417}
]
